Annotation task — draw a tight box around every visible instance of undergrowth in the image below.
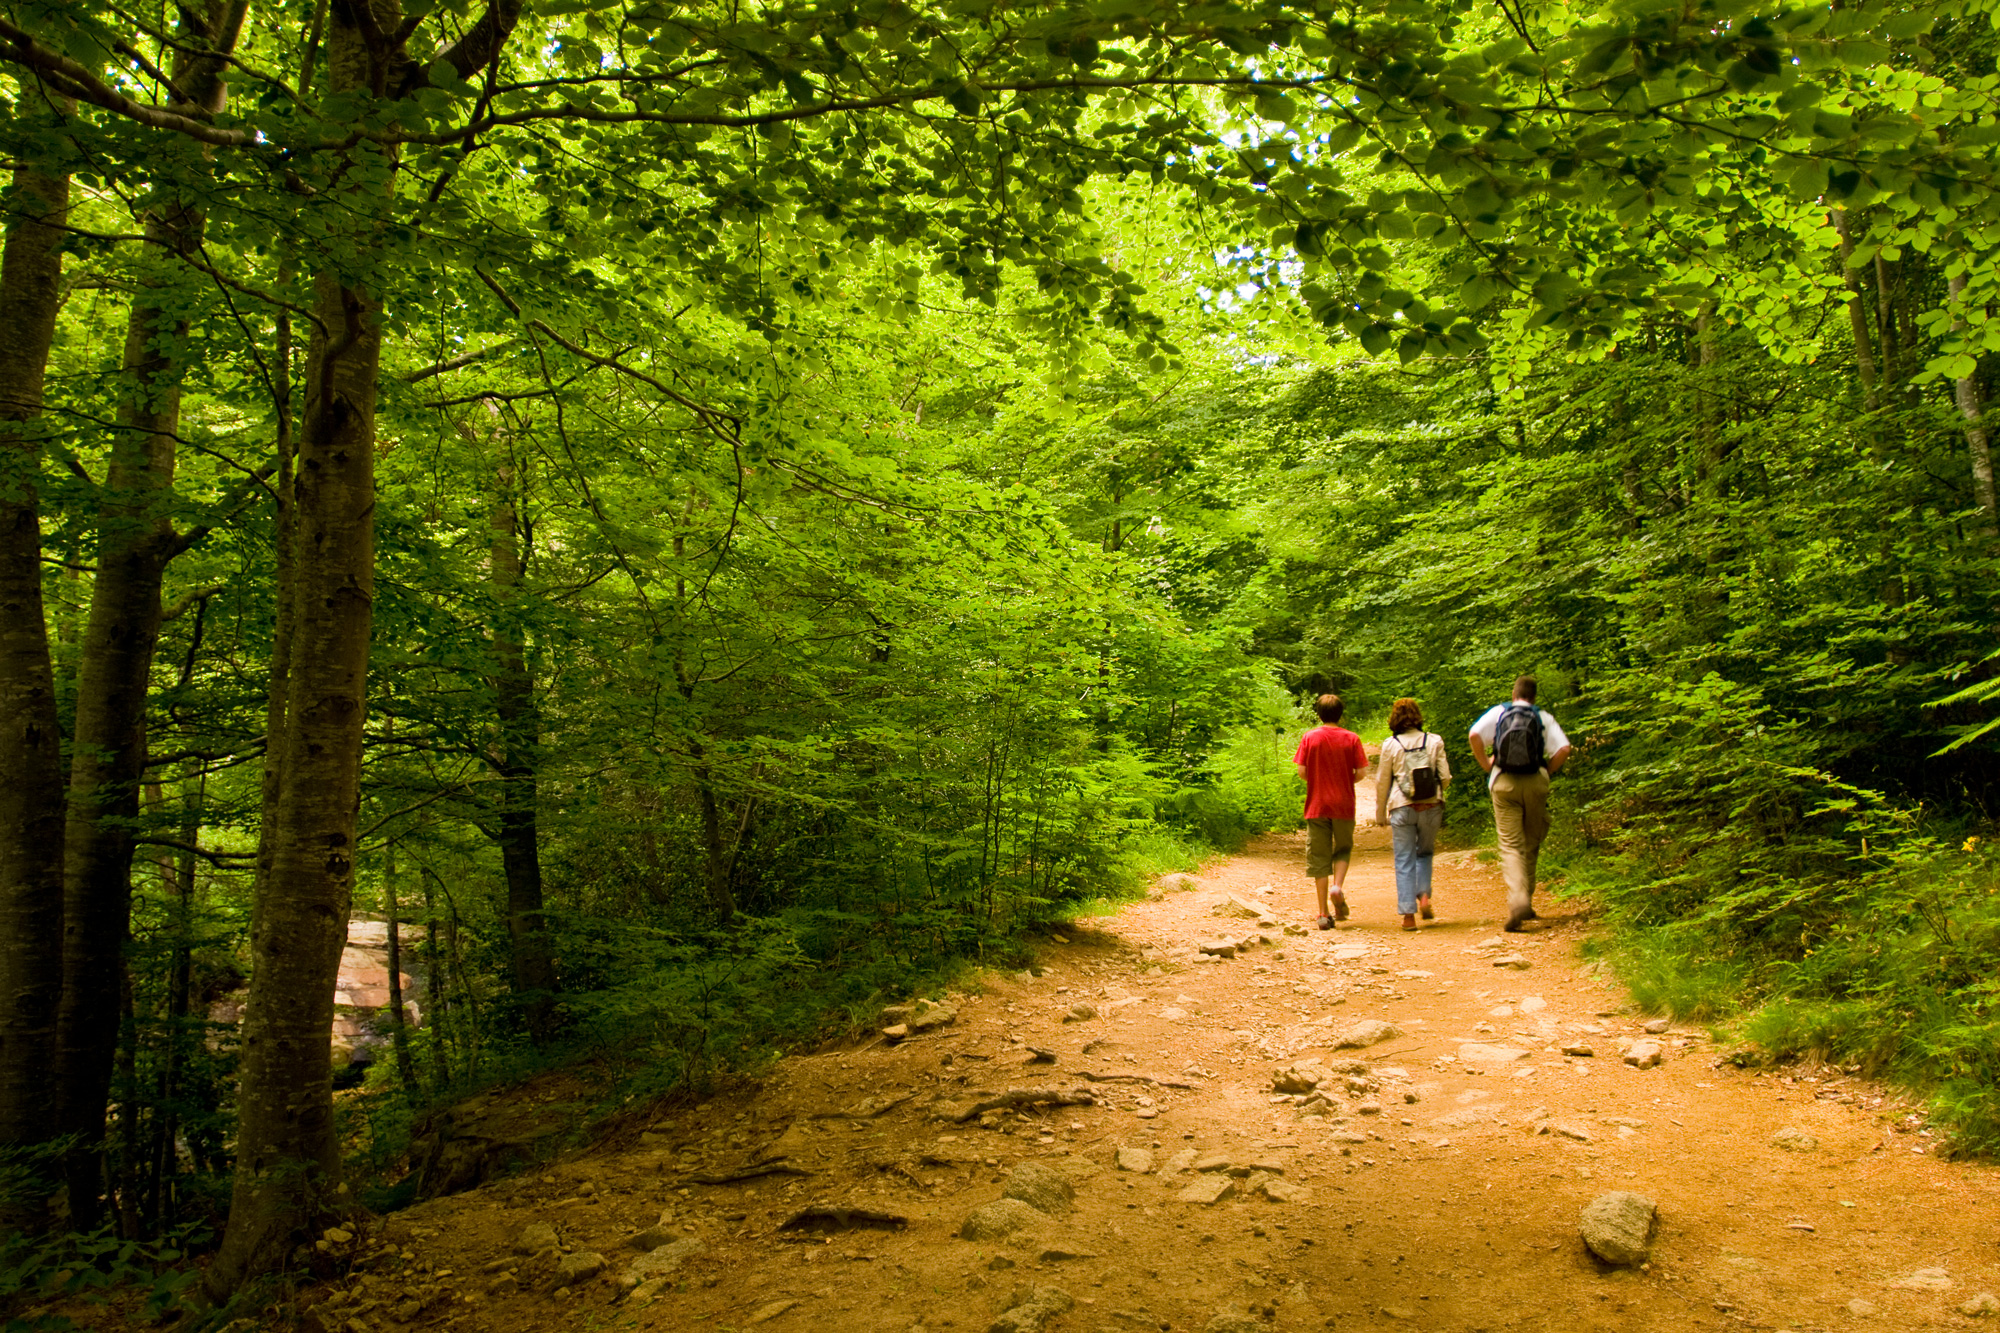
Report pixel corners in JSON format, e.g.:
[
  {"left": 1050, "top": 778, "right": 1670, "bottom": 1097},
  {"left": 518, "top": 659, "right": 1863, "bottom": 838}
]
[{"left": 1550, "top": 817, "right": 2000, "bottom": 1153}]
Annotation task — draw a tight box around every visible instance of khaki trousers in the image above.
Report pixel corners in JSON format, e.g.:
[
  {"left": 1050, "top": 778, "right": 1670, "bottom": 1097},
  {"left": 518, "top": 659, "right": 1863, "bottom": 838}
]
[{"left": 1489, "top": 771, "right": 1551, "bottom": 923}]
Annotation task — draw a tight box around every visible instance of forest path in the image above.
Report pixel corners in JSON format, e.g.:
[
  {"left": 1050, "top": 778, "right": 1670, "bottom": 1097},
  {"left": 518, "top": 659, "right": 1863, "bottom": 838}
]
[{"left": 362, "top": 786, "right": 2000, "bottom": 1333}]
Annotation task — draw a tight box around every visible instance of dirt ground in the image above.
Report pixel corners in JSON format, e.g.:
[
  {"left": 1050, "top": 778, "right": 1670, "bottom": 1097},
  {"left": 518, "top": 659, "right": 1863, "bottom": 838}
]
[{"left": 297, "top": 782, "right": 1988, "bottom": 1333}]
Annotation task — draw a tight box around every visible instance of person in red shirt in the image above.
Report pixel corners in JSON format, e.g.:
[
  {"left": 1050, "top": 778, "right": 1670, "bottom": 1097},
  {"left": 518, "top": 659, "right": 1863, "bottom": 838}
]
[{"left": 1293, "top": 693, "right": 1371, "bottom": 930}]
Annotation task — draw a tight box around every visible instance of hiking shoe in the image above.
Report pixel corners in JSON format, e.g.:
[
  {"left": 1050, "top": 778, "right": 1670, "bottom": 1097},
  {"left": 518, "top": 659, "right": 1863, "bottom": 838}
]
[
  {"left": 1400, "top": 914, "right": 1417, "bottom": 931},
  {"left": 1419, "top": 896, "right": 1434, "bottom": 921},
  {"left": 1316, "top": 914, "right": 1335, "bottom": 931},
  {"left": 1332, "top": 894, "right": 1350, "bottom": 922},
  {"left": 1504, "top": 914, "right": 1527, "bottom": 933}
]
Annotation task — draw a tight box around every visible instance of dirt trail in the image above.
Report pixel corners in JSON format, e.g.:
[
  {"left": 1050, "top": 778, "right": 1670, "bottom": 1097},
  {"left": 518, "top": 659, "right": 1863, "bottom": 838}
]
[{"left": 338, "top": 788, "right": 1996, "bottom": 1333}]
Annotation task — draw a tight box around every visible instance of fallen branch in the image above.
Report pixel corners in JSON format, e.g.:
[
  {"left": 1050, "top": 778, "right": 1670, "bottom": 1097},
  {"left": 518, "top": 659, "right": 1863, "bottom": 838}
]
[
  {"left": 681, "top": 1160, "right": 814, "bottom": 1185},
  {"left": 1074, "top": 1071, "right": 1196, "bottom": 1090},
  {"left": 951, "top": 1088, "right": 1097, "bottom": 1122}
]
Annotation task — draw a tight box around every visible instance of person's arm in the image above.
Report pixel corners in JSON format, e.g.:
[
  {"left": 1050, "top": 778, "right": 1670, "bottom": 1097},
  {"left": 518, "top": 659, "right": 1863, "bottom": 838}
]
[
  {"left": 1435, "top": 736, "right": 1453, "bottom": 788},
  {"left": 1372, "top": 744, "right": 1393, "bottom": 824},
  {"left": 1469, "top": 732, "right": 1493, "bottom": 774},
  {"left": 1547, "top": 744, "right": 1572, "bottom": 776}
]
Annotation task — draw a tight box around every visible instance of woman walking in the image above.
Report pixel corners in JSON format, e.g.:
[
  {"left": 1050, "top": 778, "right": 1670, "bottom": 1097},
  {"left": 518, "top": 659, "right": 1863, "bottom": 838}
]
[{"left": 1374, "top": 698, "right": 1452, "bottom": 930}]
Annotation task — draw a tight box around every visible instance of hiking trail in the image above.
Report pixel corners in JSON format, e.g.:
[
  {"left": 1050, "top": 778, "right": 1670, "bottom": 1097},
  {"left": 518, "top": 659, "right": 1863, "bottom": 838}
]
[{"left": 314, "top": 782, "right": 1994, "bottom": 1333}]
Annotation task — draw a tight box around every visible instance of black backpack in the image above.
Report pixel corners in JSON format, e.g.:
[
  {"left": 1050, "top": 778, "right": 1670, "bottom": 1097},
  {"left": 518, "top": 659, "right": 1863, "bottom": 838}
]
[
  {"left": 1396, "top": 733, "right": 1441, "bottom": 802},
  {"left": 1492, "top": 703, "right": 1545, "bottom": 775}
]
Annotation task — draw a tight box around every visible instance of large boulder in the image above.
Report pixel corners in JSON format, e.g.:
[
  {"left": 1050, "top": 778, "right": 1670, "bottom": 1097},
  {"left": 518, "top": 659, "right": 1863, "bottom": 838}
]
[{"left": 1579, "top": 1191, "right": 1658, "bottom": 1266}]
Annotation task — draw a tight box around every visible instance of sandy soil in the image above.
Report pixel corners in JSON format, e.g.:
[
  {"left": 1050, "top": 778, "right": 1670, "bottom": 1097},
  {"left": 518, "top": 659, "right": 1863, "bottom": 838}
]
[{"left": 296, "top": 786, "right": 1990, "bottom": 1333}]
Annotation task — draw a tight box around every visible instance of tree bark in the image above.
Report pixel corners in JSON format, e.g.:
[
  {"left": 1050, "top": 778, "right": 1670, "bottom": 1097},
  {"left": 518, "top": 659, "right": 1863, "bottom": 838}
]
[
  {"left": 0, "top": 93, "right": 73, "bottom": 1170},
  {"left": 212, "top": 0, "right": 391, "bottom": 1274},
  {"left": 489, "top": 447, "right": 557, "bottom": 1036},
  {"left": 1832, "top": 208, "right": 1881, "bottom": 415},
  {"left": 382, "top": 842, "right": 417, "bottom": 1091},
  {"left": 56, "top": 1, "right": 251, "bottom": 1229},
  {"left": 1948, "top": 273, "right": 2000, "bottom": 536}
]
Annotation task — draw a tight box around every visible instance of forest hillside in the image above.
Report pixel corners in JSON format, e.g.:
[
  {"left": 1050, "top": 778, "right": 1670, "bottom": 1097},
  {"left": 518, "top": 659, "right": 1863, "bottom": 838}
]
[{"left": 0, "top": 0, "right": 1996, "bottom": 1327}]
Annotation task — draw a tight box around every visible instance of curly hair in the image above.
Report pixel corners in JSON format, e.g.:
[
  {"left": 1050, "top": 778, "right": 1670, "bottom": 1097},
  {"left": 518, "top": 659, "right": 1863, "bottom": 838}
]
[{"left": 1388, "top": 697, "right": 1424, "bottom": 734}]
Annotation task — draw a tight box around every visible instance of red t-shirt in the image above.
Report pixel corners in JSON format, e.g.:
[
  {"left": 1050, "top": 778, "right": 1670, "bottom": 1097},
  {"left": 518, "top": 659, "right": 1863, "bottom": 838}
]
[{"left": 1294, "top": 725, "right": 1366, "bottom": 821}]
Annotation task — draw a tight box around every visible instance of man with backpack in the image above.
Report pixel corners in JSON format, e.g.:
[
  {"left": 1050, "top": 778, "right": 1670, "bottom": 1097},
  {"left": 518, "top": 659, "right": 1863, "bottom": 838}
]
[
  {"left": 1468, "top": 676, "right": 1573, "bottom": 932},
  {"left": 1294, "top": 693, "right": 1371, "bottom": 930}
]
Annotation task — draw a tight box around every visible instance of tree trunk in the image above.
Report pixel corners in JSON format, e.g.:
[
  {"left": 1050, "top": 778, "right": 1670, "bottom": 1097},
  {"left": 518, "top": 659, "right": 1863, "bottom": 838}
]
[
  {"left": 56, "top": 1, "right": 251, "bottom": 1229},
  {"left": 382, "top": 842, "right": 417, "bottom": 1091},
  {"left": 1832, "top": 208, "right": 1881, "bottom": 416},
  {"left": 489, "top": 449, "right": 557, "bottom": 1036},
  {"left": 0, "top": 93, "right": 73, "bottom": 1173},
  {"left": 1948, "top": 273, "right": 2000, "bottom": 536}
]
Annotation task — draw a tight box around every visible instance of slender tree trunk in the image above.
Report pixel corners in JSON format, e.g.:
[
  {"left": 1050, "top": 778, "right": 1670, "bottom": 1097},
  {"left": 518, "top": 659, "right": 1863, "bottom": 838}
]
[
  {"left": 1833, "top": 208, "right": 1881, "bottom": 416},
  {"left": 420, "top": 867, "right": 447, "bottom": 1095},
  {"left": 488, "top": 449, "right": 557, "bottom": 1035},
  {"left": 1948, "top": 273, "right": 2000, "bottom": 536},
  {"left": 147, "top": 770, "right": 198, "bottom": 1232},
  {"left": 57, "top": 2, "right": 250, "bottom": 1228},
  {"left": 0, "top": 94, "right": 73, "bottom": 1172},
  {"left": 382, "top": 842, "right": 417, "bottom": 1091}
]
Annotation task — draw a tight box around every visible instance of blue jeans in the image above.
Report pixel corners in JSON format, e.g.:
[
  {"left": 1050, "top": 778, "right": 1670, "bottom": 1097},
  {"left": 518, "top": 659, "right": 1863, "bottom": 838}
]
[{"left": 1390, "top": 804, "right": 1444, "bottom": 914}]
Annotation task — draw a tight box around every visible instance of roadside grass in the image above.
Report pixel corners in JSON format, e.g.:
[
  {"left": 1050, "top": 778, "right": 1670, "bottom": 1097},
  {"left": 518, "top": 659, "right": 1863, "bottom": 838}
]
[{"left": 1544, "top": 826, "right": 2000, "bottom": 1154}]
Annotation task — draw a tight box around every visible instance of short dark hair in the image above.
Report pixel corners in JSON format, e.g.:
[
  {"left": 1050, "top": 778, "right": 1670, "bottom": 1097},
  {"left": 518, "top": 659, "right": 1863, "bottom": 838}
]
[
  {"left": 1388, "top": 697, "right": 1423, "bottom": 733},
  {"left": 1313, "top": 693, "right": 1344, "bottom": 724},
  {"left": 1513, "top": 675, "right": 1538, "bottom": 702}
]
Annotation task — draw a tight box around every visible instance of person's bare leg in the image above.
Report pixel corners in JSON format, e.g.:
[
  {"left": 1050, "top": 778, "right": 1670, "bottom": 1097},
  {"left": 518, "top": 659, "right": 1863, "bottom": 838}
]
[
  {"left": 1329, "top": 858, "right": 1350, "bottom": 919},
  {"left": 1314, "top": 875, "right": 1331, "bottom": 918}
]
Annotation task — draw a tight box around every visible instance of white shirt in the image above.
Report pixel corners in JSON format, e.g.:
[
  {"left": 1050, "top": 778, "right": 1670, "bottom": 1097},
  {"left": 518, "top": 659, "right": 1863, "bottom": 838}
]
[{"left": 1469, "top": 703, "right": 1569, "bottom": 786}]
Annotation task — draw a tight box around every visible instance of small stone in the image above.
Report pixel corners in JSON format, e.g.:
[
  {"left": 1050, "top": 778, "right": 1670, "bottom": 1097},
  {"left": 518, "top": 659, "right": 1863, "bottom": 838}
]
[
  {"left": 1490, "top": 954, "right": 1531, "bottom": 969},
  {"left": 1333, "top": 1019, "right": 1402, "bottom": 1050},
  {"left": 1115, "top": 1147, "right": 1154, "bottom": 1174},
  {"left": 880, "top": 1004, "right": 913, "bottom": 1026},
  {"left": 1271, "top": 1064, "right": 1325, "bottom": 1095},
  {"left": 1770, "top": 1126, "right": 1818, "bottom": 1152},
  {"left": 1894, "top": 1268, "right": 1953, "bottom": 1291},
  {"left": 882, "top": 1023, "right": 911, "bottom": 1040},
  {"left": 1579, "top": 1191, "right": 1657, "bottom": 1266},
  {"left": 1037, "top": 1242, "right": 1097, "bottom": 1262},
  {"left": 1193, "top": 1155, "right": 1233, "bottom": 1173},
  {"left": 1961, "top": 1292, "right": 2000, "bottom": 1316},
  {"left": 626, "top": 1236, "right": 705, "bottom": 1283},
  {"left": 1642, "top": 1017, "right": 1671, "bottom": 1034},
  {"left": 1550, "top": 1122, "right": 1593, "bottom": 1142},
  {"left": 1381, "top": 1307, "right": 1418, "bottom": 1320},
  {"left": 1561, "top": 1044, "right": 1594, "bottom": 1058},
  {"left": 484, "top": 1274, "right": 518, "bottom": 1297},
  {"left": 1177, "top": 1175, "right": 1236, "bottom": 1205},
  {"left": 1459, "top": 1042, "right": 1530, "bottom": 1064},
  {"left": 1063, "top": 1003, "right": 1098, "bottom": 1023},
  {"left": 514, "top": 1222, "right": 559, "bottom": 1255},
  {"left": 1355, "top": 1102, "right": 1383, "bottom": 1116},
  {"left": 747, "top": 1298, "right": 799, "bottom": 1324},
  {"left": 554, "top": 1251, "right": 606, "bottom": 1287},
  {"left": 987, "top": 1284, "right": 1074, "bottom": 1333},
  {"left": 960, "top": 1199, "right": 1048, "bottom": 1241},
  {"left": 628, "top": 1277, "right": 669, "bottom": 1307},
  {"left": 1201, "top": 1316, "right": 1265, "bottom": 1333},
  {"left": 1847, "top": 1298, "right": 1878, "bottom": 1316},
  {"left": 1165, "top": 1148, "right": 1197, "bottom": 1173},
  {"left": 624, "top": 1225, "right": 675, "bottom": 1251},
  {"left": 1622, "top": 1041, "right": 1662, "bottom": 1070},
  {"left": 1198, "top": 941, "right": 1238, "bottom": 958},
  {"left": 1518, "top": 996, "right": 1546, "bottom": 1013},
  {"left": 1003, "top": 1161, "right": 1076, "bottom": 1215},
  {"left": 1258, "top": 1176, "right": 1303, "bottom": 1203}
]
